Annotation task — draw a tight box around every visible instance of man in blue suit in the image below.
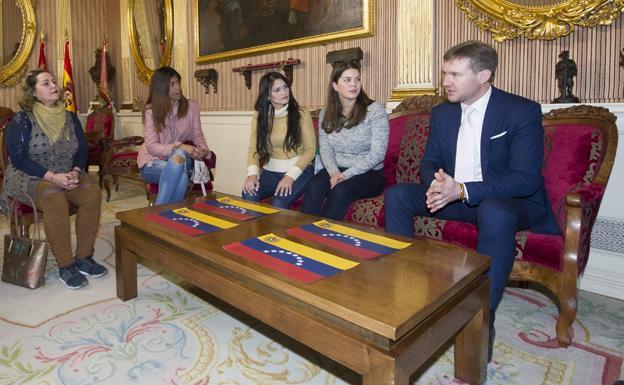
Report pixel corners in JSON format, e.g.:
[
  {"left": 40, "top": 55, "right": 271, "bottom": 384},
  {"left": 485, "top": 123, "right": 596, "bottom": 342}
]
[{"left": 384, "top": 40, "right": 560, "bottom": 361}]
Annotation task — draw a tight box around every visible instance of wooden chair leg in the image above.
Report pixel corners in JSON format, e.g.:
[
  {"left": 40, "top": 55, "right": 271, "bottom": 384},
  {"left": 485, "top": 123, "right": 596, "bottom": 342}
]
[
  {"left": 103, "top": 175, "right": 112, "bottom": 202},
  {"left": 98, "top": 166, "right": 104, "bottom": 188},
  {"left": 555, "top": 289, "right": 576, "bottom": 346},
  {"left": 113, "top": 175, "right": 120, "bottom": 192}
]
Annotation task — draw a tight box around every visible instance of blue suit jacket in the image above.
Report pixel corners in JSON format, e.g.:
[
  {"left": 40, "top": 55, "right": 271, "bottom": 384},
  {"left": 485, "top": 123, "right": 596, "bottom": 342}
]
[{"left": 421, "top": 86, "right": 560, "bottom": 235}]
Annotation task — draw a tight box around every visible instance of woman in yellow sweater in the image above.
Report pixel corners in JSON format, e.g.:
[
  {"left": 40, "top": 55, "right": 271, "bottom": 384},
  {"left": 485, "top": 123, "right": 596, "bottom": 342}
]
[{"left": 242, "top": 72, "right": 316, "bottom": 208}]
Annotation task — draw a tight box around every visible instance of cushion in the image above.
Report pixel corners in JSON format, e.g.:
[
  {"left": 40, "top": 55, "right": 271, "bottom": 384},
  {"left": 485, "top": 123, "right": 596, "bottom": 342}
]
[
  {"left": 8, "top": 197, "right": 34, "bottom": 215},
  {"left": 344, "top": 195, "right": 385, "bottom": 228},
  {"left": 395, "top": 113, "right": 431, "bottom": 185},
  {"left": 413, "top": 216, "right": 565, "bottom": 271}
]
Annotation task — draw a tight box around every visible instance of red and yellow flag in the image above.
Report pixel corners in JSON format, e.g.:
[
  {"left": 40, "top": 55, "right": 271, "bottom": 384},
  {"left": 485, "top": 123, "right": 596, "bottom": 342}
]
[{"left": 62, "top": 39, "right": 77, "bottom": 113}]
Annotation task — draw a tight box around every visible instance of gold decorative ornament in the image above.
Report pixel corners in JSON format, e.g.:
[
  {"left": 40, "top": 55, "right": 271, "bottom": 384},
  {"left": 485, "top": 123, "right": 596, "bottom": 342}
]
[
  {"left": 128, "top": 0, "right": 173, "bottom": 84},
  {"left": 0, "top": 0, "right": 37, "bottom": 88},
  {"left": 456, "top": 0, "right": 624, "bottom": 42}
]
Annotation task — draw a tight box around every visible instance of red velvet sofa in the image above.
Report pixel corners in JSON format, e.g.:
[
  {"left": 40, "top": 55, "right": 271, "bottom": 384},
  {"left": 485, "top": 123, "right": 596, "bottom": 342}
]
[{"left": 333, "top": 96, "right": 618, "bottom": 346}]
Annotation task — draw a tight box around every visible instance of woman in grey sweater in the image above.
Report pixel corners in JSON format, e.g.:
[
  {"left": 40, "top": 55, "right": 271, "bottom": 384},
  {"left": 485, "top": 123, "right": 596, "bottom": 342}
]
[{"left": 300, "top": 62, "right": 389, "bottom": 220}]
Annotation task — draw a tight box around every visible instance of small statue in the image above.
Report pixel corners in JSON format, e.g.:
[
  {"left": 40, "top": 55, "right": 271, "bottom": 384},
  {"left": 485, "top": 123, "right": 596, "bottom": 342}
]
[
  {"left": 88, "top": 48, "right": 116, "bottom": 87},
  {"left": 552, "top": 50, "right": 579, "bottom": 103}
]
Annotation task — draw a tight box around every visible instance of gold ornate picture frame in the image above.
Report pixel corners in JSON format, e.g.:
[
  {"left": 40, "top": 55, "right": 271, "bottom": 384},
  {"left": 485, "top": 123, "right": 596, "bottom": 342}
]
[
  {"left": 456, "top": 0, "right": 624, "bottom": 42},
  {"left": 128, "top": 0, "right": 173, "bottom": 85},
  {"left": 194, "top": 0, "right": 375, "bottom": 64},
  {"left": 0, "top": 0, "right": 36, "bottom": 88}
]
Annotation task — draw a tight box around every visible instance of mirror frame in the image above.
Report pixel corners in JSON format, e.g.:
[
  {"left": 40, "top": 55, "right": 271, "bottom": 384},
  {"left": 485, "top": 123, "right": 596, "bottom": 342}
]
[
  {"left": 0, "top": 0, "right": 36, "bottom": 88},
  {"left": 128, "top": 0, "right": 173, "bottom": 84},
  {"left": 456, "top": 0, "right": 623, "bottom": 42}
]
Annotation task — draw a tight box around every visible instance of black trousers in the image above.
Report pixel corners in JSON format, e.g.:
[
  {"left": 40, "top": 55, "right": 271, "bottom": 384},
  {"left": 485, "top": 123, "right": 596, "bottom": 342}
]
[{"left": 300, "top": 168, "right": 384, "bottom": 220}]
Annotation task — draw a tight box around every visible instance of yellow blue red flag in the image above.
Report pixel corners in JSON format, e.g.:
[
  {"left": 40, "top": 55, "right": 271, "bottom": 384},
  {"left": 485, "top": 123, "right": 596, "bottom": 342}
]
[
  {"left": 224, "top": 233, "right": 359, "bottom": 283},
  {"left": 145, "top": 208, "right": 237, "bottom": 236},
  {"left": 287, "top": 220, "right": 412, "bottom": 259},
  {"left": 192, "top": 197, "right": 279, "bottom": 221}
]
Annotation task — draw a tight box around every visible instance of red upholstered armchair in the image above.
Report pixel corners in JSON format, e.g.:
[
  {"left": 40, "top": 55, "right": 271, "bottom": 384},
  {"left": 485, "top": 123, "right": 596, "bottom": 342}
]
[
  {"left": 145, "top": 149, "right": 217, "bottom": 206},
  {"left": 343, "top": 97, "right": 618, "bottom": 347},
  {"left": 101, "top": 135, "right": 145, "bottom": 202},
  {"left": 85, "top": 104, "right": 114, "bottom": 187}
]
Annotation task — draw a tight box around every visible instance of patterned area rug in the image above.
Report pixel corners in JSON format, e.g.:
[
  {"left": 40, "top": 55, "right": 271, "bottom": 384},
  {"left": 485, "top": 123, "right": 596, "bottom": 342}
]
[{"left": 1, "top": 181, "right": 623, "bottom": 385}]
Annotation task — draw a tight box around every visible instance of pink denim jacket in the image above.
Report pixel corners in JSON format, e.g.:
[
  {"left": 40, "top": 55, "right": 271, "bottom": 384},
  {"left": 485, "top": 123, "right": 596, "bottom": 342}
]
[{"left": 137, "top": 99, "right": 208, "bottom": 168}]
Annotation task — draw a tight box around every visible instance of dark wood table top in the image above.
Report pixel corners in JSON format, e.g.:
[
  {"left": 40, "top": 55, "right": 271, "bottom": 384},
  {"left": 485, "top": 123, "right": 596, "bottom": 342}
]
[{"left": 117, "top": 193, "right": 490, "bottom": 341}]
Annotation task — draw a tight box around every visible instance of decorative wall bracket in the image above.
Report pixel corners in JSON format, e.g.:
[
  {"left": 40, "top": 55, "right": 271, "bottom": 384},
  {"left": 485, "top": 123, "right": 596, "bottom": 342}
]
[
  {"left": 232, "top": 58, "right": 301, "bottom": 90},
  {"left": 326, "top": 48, "right": 363, "bottom": 69},
  {"left": 195, "top": 69, "right": 218, "bottom": 94}
]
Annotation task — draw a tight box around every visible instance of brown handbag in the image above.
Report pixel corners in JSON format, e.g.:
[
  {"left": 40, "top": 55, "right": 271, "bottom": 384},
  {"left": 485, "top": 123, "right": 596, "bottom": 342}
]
[{"left": 2, "top": 194, "right": 48, "bottom": 289}]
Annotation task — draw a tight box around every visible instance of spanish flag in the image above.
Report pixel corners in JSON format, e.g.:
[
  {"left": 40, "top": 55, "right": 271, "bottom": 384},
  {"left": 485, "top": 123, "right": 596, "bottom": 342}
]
[
  {"left": 62, "top": 39, "right": 76, "bottom": 112},
  {"left": 224, "top": 233, "right": 359, "bottom": 283},
  {"left": 287, "top": 220, "right": 412, "bottom": 259}
]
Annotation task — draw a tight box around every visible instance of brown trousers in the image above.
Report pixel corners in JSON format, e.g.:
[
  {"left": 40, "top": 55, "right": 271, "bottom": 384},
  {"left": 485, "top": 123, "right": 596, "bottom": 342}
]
[{"left": 35, "top": 176, "right": 101, "bottom": 268}]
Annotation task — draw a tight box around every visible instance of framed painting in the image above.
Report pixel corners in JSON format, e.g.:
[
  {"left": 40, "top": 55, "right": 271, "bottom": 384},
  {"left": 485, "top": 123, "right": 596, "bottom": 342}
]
[{"left": 195, "top": 0, "right": 375, "bottom": 63}]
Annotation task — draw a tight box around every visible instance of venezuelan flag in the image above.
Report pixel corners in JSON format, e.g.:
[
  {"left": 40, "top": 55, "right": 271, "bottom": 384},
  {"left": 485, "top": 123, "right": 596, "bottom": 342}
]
[
  {"left": 192, "top": 198, "right": 274, "bottom": 221},
  {"left": 145, "top": 208, "right": 237, "bottom": 236},
  {"left": 286, "top": 220, "right": 412, "bottom": 259},
  {"left": 223, "top": 233, "right": 359, "bottom": 283}
]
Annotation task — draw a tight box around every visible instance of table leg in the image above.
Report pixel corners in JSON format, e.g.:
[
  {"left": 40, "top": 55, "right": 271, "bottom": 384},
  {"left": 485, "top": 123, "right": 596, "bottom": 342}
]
[
  {"left": 362, "top": 360, "right": 409, "bottom": 385},
  {"left": 454, "top": 278, "right": 490, "bottom": 385},
  {"left": 115, "top": 226, "right": 137, "bottom": 301}
]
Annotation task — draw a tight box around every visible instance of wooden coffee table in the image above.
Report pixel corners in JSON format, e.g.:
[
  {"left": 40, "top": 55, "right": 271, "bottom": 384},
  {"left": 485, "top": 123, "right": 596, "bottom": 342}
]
[{"left": 115, "top": 194, "right": 491, "bottom": 384}]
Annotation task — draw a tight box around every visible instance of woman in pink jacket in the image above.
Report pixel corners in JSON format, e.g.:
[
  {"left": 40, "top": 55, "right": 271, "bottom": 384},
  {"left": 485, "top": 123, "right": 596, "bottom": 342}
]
[{"left": 137, "top": 67, "right": 211, "bottom": 205}]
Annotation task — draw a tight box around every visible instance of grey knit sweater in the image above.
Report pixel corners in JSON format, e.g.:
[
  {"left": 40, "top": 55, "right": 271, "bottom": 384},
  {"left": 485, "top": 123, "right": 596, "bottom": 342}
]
[{"left": 318, "top": 101, "right": 389, "bottom": 179}]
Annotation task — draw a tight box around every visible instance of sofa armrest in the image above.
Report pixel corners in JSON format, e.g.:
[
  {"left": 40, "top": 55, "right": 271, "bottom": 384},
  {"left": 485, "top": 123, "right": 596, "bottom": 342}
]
[
  {"left": 563, "top": 183, "right": 606, "bottom": 278},
  {"left": 102, "top": 135, "right": 145, "bottom": 152}
]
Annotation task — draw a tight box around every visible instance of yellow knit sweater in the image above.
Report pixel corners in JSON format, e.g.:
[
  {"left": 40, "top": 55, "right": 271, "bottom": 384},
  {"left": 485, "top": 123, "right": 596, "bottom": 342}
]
[{"left": 246, "top": 108, "right": 316, "bottom": 180}]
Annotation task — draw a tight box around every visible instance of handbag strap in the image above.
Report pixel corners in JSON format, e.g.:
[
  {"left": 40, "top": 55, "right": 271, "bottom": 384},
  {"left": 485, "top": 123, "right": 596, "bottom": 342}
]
[{"left": 9, "top": 193, "right": 42, "bottom": 240}]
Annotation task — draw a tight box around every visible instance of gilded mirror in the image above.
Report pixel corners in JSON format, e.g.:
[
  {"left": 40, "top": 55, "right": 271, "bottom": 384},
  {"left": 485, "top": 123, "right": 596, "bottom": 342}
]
[
  {"left": 129, "top": 0, "right": 173, "bottom": 84},
  {"left": 0, "top": 0, "right": 36, "bottom": 88},
  {"left": 456, "top": 0, "right": 624, "bottom": 41}
]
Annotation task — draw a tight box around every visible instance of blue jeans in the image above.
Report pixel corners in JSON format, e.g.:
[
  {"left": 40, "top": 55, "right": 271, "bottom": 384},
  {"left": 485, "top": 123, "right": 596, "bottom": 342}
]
[
  {"left": 140, "top": 148, "right": 193, "bottom": 205},
  {"left": 241, "top": 165, "right": 314, "bottom": 209}
]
